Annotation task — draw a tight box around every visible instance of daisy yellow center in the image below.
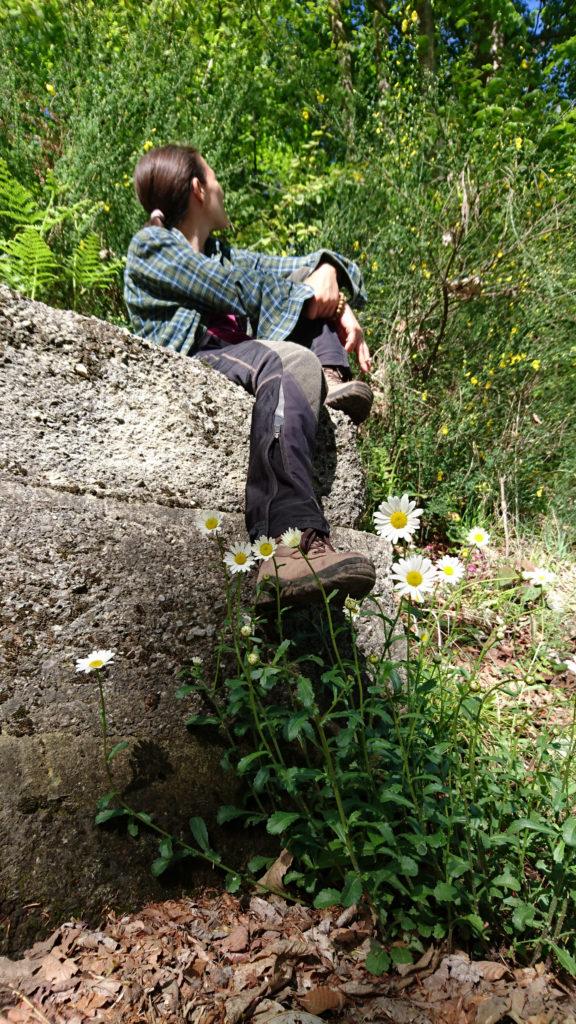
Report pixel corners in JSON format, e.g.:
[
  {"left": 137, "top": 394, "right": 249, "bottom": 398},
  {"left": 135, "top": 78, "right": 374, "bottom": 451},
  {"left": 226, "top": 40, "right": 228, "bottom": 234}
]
[
  {"left": 234, "top": 552, "right": 248, "bottom": 564},
  {"left": 259, "top": 543, "right": 273, "bottom": 556},
  {"left": 443, "top": 566, "right": 455, "bottom": 576},
  {"left": 89, "top": 658, "right": 104, "bottom": 668},
  {"left": 473, "top": 531, "right": 484, "bottom": 542},
  {"left": 390, "top": 510, "right": 408, "bottom": 529},
  {"left": 205, "top": 517, "right": 218, "bottom": 530},
  {"left": 406, "top": 570, "right": 423, "bottom": 587}
]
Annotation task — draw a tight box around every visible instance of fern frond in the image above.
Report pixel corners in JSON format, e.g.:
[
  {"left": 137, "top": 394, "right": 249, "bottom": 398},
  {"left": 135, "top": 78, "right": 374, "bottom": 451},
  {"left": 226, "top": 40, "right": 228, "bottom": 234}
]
[
  {"left": 67, "top": 232, "right": 124, "bottom": 294},
  {"left": 0, "top": 158, "right": 43, "bottom": 227},
  {"left": 0, "top": 228, "right": 58, "bottom": 299}
]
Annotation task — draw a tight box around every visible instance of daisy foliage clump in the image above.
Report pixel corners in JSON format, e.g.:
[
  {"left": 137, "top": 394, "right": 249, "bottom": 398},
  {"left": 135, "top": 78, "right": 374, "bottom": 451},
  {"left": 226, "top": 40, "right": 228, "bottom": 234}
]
[
  {"left": 76, "top": 649, "right": 115, "bottom": 673},
  {"left": 373, "top": 494, "right": 423, "bottom": 544}
]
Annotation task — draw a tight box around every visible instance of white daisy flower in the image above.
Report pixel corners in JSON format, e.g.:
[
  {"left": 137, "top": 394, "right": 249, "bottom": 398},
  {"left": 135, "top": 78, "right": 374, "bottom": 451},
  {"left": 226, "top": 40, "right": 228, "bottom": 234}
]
[
  {"left": 196, "top": 510, "right": 222, "bottom": 535},
  {"left": 522, "top": 567, "right": 556, "bottom": 587},
  {"left": 224, "top": 543, "right": 255, "bottom": 574},
  {"left": 247, "top": 651, "right": 260, "bottom": 666},
  {"left": 252, "top": 535, "right": 277, "bottom": 561},
  {"left": 75, "top": 649, "right": 115, "bottom": 674},
  {"left": 191, "top": 656, "right": 203, "bottom": 666},
  {"left": 466, "top": 527, "right": 490, "bottom": 548},
  {"left": 565, "top": 658, "right": 576, "bottom": 676},
  {"left": 391, "top": 554, "right": 436, "bottom": 602},
  {"left": 436, "top": 555, "right": 465, "bottom": 586},
  {"left": 373, "top": 494, "right": 423, "bottom": 543},
  {"left": 280, "top": 527, "right": 302, "bottom": 549}
]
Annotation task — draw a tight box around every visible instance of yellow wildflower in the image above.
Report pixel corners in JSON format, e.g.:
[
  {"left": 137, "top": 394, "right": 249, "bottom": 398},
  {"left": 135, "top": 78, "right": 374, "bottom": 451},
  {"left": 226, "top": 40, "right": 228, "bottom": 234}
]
[
  {"left": 301, "top": 109, "right": 309, "bottom": 121},
  {"left": 437, "top": 470, "right": 444, "bottom": 481},
  {"left": 371, "top": 260, "right": 379, "bottom": 271},
  {"left": 401, "top": 18, "right": 409, "bottom": 32},
  {"left": 440, "top": 425, "right": 449, "bottom": 436},
  {"left": 471, "top": 376, "right": 479, "bottom": 385},
  {"left": 521, "top": 59, "right": 529, "bottom": 69},
  {"left": 515, "top": 136, "right": 523, "bottom": 150},
  {"left": 536, "top": 487, "right": 543, "bottom": 498},
  {"left": 421, "top": 391, "right": 428, "bottom": 402},
  {"left": 411, "top": 9, "right": 419, "bottom": 21},
  {"left": 45, "top": 83, "right": 56, "bottom": 95},
  {"left": 531, "top": 359, "right": 541, "bottom": 371},
  {"left": 143, "top": 140, "right": 154, "bottom": 152}
]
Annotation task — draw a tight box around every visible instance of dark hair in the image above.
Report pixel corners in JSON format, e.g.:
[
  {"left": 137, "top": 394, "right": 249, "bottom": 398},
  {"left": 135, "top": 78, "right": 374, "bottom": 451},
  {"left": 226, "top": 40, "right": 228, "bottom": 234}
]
[{"left": 134, "top": 144, "right": 206, "bottom": 228}]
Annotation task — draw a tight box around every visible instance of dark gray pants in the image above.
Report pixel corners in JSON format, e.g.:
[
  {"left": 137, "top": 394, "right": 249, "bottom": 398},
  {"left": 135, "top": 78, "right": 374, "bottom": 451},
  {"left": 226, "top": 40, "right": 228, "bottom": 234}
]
[{"left": 195, "top": 320, "right": 349, "bottom": 540}]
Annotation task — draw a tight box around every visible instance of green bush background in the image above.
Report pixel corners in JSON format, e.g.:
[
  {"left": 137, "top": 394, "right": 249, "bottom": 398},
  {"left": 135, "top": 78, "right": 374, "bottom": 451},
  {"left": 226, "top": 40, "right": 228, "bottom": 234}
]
[{"left": 1, "top": 0, "right": 575, "bottom": 537}]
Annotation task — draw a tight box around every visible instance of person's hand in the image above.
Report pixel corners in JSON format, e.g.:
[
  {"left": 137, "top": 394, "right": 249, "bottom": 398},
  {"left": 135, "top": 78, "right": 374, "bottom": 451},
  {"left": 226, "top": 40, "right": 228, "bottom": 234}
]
[
  {"left": 335, "top": 304, "right": 372, "bottom": 372},
  {"left": 303, "top": 264, "right": 340, "bottom": 319}
]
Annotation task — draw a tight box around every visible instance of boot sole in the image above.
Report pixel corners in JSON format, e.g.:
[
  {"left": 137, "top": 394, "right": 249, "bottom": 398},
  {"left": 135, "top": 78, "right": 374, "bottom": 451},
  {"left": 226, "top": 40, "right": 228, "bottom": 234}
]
[
  {"left": 325, "top": 383, "right": 374, "bottom": 425},
  {"left": 256, "top": 556, "right": 376, "bottom": 606}
]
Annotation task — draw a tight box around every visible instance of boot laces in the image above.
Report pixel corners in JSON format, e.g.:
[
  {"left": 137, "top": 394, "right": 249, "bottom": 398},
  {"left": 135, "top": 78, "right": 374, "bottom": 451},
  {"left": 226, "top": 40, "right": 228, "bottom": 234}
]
[{"left": 300, "top": 528, "right": 335, "bottom": 555}]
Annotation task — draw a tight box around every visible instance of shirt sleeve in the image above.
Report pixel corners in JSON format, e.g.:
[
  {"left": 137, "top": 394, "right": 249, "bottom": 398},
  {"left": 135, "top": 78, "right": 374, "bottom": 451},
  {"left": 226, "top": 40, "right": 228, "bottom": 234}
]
[
  {"left": 126, "top": 228, "right": 315, "bottom": 341},
  {"left": 226, "top": 243, "right": 368, "bottom": 309}
]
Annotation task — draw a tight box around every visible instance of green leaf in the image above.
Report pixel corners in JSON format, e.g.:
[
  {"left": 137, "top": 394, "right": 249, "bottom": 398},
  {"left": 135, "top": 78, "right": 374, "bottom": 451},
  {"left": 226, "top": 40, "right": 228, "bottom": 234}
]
[
  {"left": 446, "top": 855, "right": 471, "bottom": 879},
  {"left": 434, "top": 881, "right": 458, "bottom": 902},
  {"left": 159, "top": 837, "right": 173, "bottom": 859},
  {"left": 314, "top": 888, "right": 342, "bottom": 908},
  {"left": 189, "top": 816, "right": 210, "bottom": 852},
  {"left": 186, "top": 714, "right": 219, "bottom": 727},
  {"left": 341, "top": 873, "right": 363, "bottom": 907},
  {"left": 95, "top": 808, "right": 125, "bottom": 825},
  {"left": 512, "top": 901, "right": 537, "bottom": 931},
  {"left": 550, "top": 943, "right": 576, "bottom": 978},
  {"left": 151, "top": 857, "right": 172, "bottom": 877},
  {"left": 237, "top": 751, "right": 268, "bottom": 775},
  {"left": 266, "top": 811, "right": 301, "bottom": 835},
  {"left": 365, "top": 941, "right": 391, "bottom": 976},
  {"left": 296, "top": 676, "right": 315, "bottom": 708},
  {"left": 399, "top": 856, "right": 418, "bottom": 877},
  {"left": 217, "top": 805, "right": 246, "bottom": 824},
  {"left": 127, "top": 818, "right": 139, "bottom": 838},
  {"left": 107, "top": 740, "right": 129, "bottom": 761},
  {"left": 390, "top": 946, "right": 413, "bottom": 966},
  {"left": 248, "top": 856, "right": 272, "bottom": 873},
  {"left": 225, "top": 872, "right": 242, "bottom": 893},
  {"left": 562, "top": 817, "right": 576, "bottom": 847},
  {"left": 507, "top": 818, "right": 557, "bottom": 837},
  {"left": 492, "top": 870, "right": 521, "bottom": 890}
]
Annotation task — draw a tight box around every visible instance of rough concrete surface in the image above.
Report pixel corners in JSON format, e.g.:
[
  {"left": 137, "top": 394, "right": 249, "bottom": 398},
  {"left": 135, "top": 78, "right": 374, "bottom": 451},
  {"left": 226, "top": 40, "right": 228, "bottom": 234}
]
[{"left": 0, "top": 286, "right": 394, "bottom": 951}]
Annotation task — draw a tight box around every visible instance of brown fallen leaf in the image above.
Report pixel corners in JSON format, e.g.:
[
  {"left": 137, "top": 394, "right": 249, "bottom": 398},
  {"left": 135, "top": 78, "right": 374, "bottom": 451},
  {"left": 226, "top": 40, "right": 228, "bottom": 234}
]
[
  {"left": 331, "top": 928, "right": 371, "bottom": 949},
  {"left": 222, "top": 925, "right": 250, "bottom": 953},
  {"left": 39, "top": 954, "right": 78, "bottom": 984},
  {"left": 256, "top": 849, "right": 294, "bottom": 895},
  {"left": 300, "top": 985, "right": 346, "bottom": 1014},
  {"left": 475, "top": 961, "right": 510, "bottom": 983},
  {"left": 475, "top": 994, "right": 511, "bottom": 1024}
]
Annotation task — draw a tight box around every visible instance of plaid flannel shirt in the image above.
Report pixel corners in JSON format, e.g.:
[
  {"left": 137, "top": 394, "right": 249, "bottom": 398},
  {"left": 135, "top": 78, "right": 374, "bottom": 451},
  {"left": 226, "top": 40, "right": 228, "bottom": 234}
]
[{"left": 124, "top": 226, "right": 367, "bottom": 356}]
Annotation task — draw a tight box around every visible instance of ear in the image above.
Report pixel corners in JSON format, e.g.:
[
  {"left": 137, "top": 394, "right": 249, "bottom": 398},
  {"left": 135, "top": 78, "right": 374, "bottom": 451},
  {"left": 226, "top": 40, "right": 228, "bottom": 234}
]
[{"left": 191, "top": 176, "right": 205, "bottom": 203}]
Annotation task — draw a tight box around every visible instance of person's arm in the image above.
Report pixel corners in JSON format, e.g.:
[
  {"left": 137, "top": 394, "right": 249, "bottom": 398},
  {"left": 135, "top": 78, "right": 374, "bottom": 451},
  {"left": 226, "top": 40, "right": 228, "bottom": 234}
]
[
  {"left": 126, "top": 229, "right": 316, "bottom": 341},
  {"left": 226, "top": 242, "right": 368, "bottom": 309}
]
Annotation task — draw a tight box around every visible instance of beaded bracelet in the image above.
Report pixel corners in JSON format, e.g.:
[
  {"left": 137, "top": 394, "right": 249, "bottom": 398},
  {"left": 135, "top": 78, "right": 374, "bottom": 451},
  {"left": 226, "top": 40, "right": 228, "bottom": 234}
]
[{"left": 335, "top": 291, "right": 347, "bottom": 318}]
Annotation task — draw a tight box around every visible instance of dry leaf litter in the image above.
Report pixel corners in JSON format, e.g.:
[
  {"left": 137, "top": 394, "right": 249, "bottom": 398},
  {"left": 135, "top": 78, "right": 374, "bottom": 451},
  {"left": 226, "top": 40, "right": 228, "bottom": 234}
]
[{"left": 1, "top": 888, "right": 575, "bottom": 1023}]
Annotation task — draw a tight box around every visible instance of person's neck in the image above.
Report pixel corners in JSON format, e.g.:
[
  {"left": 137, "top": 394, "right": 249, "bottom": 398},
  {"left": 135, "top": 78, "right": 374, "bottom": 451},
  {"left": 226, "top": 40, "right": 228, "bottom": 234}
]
[{"left": 177, "top": 210, "right": 211, "bottom": 252}]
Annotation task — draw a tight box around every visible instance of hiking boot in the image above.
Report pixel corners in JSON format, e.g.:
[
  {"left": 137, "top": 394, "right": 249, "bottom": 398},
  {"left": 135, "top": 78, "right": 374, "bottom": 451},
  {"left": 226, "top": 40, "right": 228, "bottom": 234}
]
[
  {"left": 324, "top": 367, "right": 373, "bottom": 425},
  {"left": 256, "top": 529, "right": 376, "bottom": 606}
]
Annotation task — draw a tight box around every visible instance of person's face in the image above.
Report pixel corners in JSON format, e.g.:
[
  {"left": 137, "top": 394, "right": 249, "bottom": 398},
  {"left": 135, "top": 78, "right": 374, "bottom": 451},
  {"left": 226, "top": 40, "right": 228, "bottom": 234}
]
[{"left": 199, "top": 159, "right": 230, "bottom": 231}]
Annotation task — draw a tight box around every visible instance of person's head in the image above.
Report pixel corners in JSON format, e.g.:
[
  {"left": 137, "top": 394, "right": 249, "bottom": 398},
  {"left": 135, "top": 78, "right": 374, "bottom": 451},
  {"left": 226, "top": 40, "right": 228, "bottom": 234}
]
[{"left": 134, "top": 144, "right": 228, "bottom": 232}]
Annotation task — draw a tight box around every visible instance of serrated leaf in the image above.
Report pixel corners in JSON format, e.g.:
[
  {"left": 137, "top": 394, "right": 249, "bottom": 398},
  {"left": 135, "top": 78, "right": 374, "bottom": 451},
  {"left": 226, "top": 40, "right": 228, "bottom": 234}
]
[
  {"left": 297, "top": 676, "right": 315, "bottom": 708},
  {"left": 314, "top": 888, "right": 342, "bottom": 908},
  {"left": 512, "top": 901, "right": 536, "bottom": 930},
  {"left": 365, "top": 941, "right": 391, "bottom": 976},
  {"left": 95, "top": 808, "right": 125, "bottom": 825},
  {"left": 551, "top": 943, "right": 576, "bottom": 977},
  {"left": 237, "top": 750, "right": 268, "bottom": 774},
  {"left": 225, "top": 872, "right": 242, "bottom": 893},
  {"left": 266, "top": 811, "right": 300, "bottom": 834},
  {"left": 434, "top": 881, "right": 458, "bottom": 902},
  {"left": 151, "top": 857, "right": 172, "bottom": 877},
  {"left": 390, "top": 946, "right": 413, "bottom": 966},
  {"left": 217, "top": 805, "right": 246, "bottom": 824}
]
